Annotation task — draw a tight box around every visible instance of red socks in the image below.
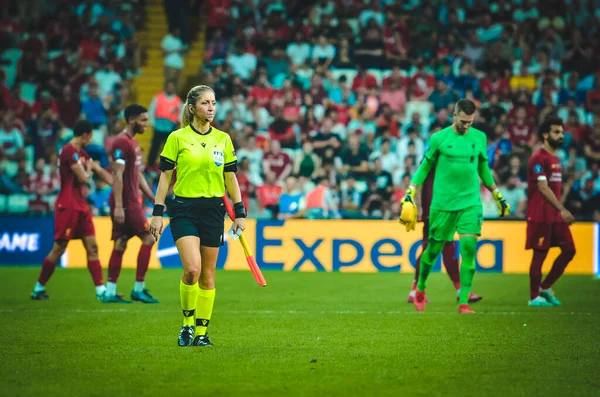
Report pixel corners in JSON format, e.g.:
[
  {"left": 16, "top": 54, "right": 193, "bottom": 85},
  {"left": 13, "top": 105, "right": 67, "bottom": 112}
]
[
  {"left": 541, "top": 249, "right": 576, "bottom": 290},
  {"left": 442, "top": 242, "right": 461, "bottom": 286},
  {"left": 136, "top": 245, "right": 152, "bottom": 282},
  {"left": 108, "top": 250, "right": 124, "bottom": 283},
  {"left": 529, "top": 249, "right": 549, "bottom": 300},
  {"left": 87, "top": 259, "right": 104, "bottom": 286},
  {"left": 38, "top": 257, "right": 57, "bottom": 285}
]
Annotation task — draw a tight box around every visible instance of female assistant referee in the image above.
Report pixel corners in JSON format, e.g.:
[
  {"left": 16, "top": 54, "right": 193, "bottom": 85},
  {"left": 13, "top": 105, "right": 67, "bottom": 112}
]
[{"left": 149, "top": 85, "right": 246, "bottom": 347}]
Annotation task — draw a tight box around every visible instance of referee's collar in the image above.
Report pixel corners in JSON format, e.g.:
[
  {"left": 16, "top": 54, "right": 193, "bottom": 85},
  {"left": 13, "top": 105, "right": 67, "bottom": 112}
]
[{"left": 190, "top": 123, "right": 212, "bottom": 136}]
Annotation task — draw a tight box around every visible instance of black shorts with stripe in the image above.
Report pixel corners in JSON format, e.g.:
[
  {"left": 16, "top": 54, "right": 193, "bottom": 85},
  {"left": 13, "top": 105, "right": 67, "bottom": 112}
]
[{"left": 169, "top": 196, "right": 226, "bottom": 247}]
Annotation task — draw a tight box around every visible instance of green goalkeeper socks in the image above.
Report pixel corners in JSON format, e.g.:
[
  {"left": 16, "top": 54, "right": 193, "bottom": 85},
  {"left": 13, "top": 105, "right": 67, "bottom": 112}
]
[
  {"left": 417, "top": 240, "right": 445, "bottom": 291},
  {"left": 458, "top": 237, "right": 478, "bottom": 305}
]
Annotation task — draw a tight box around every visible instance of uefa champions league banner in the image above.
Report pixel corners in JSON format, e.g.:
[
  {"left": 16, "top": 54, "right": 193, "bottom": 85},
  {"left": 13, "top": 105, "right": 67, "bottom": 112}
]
[{"left": 2, "top": 217, "right": 597, "bottom": 274}]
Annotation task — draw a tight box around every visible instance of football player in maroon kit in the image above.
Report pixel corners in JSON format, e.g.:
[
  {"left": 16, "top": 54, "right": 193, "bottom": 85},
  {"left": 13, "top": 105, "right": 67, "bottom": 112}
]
[
  {"left": 31, "top": 120, "right": 112, "bottom": 300},
  {"left": 407, "top": 147, "right": 482, "bottom": 305},
  {"left": 526, "top": 116, "right": 576, "bottom": 307},
  {"left": 102, "top": 105, "right": 158, "bottom": 304}
]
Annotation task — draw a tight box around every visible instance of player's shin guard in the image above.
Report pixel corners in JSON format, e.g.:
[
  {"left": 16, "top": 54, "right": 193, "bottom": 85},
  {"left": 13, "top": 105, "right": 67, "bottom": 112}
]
[
  {"left": 180, "top": 281, "right": 199, "bottom": 327},
  {"left": 529, "top": 249, "right": 548, "bottom": 300},
  {"left": 458, "top": 237, "right": 477, "bottom": 305},
  {"left": 417, "top": 240, "right": 445, "bottom": 291},
  {"left": 195, "top": 288, "right": 216, "bottom": 336},
  {"left": 136, "top": 245, "right": 152, "bottom": 282},
  {"left": 541, "top": 248, "right": 576, "bottom": 290},
  {"left": 38, "top": 257, "right": 57, "bottom": 286},
  {"left": 108, "top": 250, "right": 124, "bottom": 283},
  {"left": 87, "top": 259, "right": 104, "bottom": 286}
]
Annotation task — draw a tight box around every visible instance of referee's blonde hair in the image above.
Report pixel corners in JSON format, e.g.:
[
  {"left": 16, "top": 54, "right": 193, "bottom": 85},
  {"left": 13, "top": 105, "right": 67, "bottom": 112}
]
[{"left": 180, "top": 85, "right": 215, "bottom": 127}]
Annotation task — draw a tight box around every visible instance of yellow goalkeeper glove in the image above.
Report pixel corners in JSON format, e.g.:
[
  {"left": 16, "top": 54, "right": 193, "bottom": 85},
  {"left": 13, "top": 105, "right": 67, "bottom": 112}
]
[
  {"left": 492, "top": 189, "right": 510, "bottom": 217},
  {"left": 399, "top": 185, "right": 417, "bottom": 232}
]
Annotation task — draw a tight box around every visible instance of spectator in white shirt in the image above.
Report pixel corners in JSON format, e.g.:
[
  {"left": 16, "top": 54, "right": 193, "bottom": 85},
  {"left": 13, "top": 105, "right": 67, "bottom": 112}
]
[
  {"left": 312, "top": 35, "right": 336, "bottom": 69},
  {"left": 236, "top": 132, "right": 264, "bottom": 186},
  {"left": 369, "top": 138, "right": 399, "bottom": 174},
  {"left": 398, "top": 127, "right": 425, "bottom": 164},
  {"left": 93, "top": 62, "right": 121, "bottom": 101},
  {"left": 286, "top": 31, "right": 311, "bottom": 66},
  {"left": 162, "top": 28, "right": 185, "bottom": 84},
  {"left": 227, "top": 45, "right": 258, "bottom": 81}
]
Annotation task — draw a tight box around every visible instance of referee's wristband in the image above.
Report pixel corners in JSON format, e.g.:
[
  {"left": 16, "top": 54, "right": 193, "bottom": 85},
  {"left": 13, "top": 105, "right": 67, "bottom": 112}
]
[
  {"left": 233, "top": 202, "right": 246, "bottom": 218},
  {"left": 152, "top": 204, "right": 165, "bottom": 217}
]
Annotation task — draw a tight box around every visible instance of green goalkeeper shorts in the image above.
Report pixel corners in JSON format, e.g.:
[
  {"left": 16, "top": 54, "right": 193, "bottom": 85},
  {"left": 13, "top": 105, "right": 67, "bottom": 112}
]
[{"left": 428, "top": 205, "right": 483, "bottom": 242}]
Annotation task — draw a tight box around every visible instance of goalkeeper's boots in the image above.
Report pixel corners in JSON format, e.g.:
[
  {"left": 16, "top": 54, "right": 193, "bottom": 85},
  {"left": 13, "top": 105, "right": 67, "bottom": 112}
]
[
  {"left": 540, "top": 288, "right": 561, "bottom": 306},
  {"left": 458, "top": 304, "right": 475, "bottom": 314},
  {"left": 100, "top": 293, "right": 132, "bottom": 304},
  {"left": 131, "top": 289, "right": 159, "bottom": 304},
  {"left": 528, "top": 295, "right": 554, "bottom": 307},
  {"left": 407, "top": 289, "right": 430, "bottom": 304},
  {"left": 193, "top": 334, "right": 214, "bottom": 347},
  {"left": 31, "top": 290, "right": 50, "bottom": 300},
  {"left": 178, "top": 325, "right": 195, "bottom": 347},
  {"left": 414, "top": 290, "right": 426, "bottom": 312}
]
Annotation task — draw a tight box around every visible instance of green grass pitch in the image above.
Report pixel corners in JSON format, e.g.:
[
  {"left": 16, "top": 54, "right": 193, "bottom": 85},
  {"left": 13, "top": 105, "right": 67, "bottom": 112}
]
[{"left": 1, "top": 268, "right": 599, "bottom": 397}]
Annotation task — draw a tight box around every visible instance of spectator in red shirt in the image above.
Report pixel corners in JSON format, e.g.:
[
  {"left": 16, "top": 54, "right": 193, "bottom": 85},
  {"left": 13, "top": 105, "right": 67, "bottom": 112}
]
[
  {"left": 507, "top": 107, "right": 536, "bottom": 149},
  {"left": 31, "top": 91, "right": 59, "bottom": 120},
  {"left": 410, "top": 60, "right": 435, "bottom": 100},
  {"left": 256, "top": 171, "right": 283, "bottom": 219},
  {"left": 480, "top": 70, "right": 510, "bottom": 98},
  {"left": 57, "top": 85, "right": 81, "bottom": 129},
  {"left": 268, "top": 108, "right": 297, "bottom": 148},
  {"left": 248, "top": 74, "right": 275, "bottom": 109},
  {"left": 236, "top": 157, "right": 253, "bottom": 212},
  {"left": 206, "top": 0, "right": 232, "bottom": 29},
  {"left": 9, "top": 85, "right": 32, "bottom": 125},
  {"left": 79, "top": 30, "right": 102, "bottom": 62},
  {"left": 352, "top": 66, "right": 378, "bottom": 92},
  {"left": 263, "top": 139, "right": 293, "bottom": 182}
]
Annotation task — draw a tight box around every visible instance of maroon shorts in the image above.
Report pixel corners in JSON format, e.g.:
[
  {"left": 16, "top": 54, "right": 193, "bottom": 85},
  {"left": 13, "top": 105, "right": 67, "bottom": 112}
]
[
  {"left": 54, "top": 208, "right": 95, "bottom": 241},
  {"left": 110, "top": 204, "right": 149, "bottom": 241},
  {"left": 526, "top": 222, "right": 575, "bottom": 251}
]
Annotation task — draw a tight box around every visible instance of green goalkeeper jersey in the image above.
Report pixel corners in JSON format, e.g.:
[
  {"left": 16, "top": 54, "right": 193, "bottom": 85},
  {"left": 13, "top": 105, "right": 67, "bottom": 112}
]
[{"left": 411, "top": 125, "right": 495, "bottom": 211}]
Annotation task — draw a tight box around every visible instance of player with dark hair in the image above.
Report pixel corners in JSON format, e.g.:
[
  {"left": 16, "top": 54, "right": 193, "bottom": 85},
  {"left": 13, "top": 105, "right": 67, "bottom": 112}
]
[
  {"left": 407, "top": 148, "right": 482, "bottom": 304},
  {"left": 526, "top": 116, "right": 576, "bottom": 306},
  {"left": 399, "top": 99, "right": 509, "bottom": 314},
  {"left": 102, "top": 104, "right": 158, "bottom": 304},
  {"left": 31, "top": 120, "right": 113, "bottom": 300},
  {"left": 149, "top": 85, "right": 246, "bottom": 347}
]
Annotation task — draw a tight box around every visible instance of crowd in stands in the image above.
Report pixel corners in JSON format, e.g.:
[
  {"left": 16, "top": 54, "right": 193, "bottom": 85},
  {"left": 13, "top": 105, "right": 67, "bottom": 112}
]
[
  {"left": 0, "top": 0, "right": 143, "bottom": 214},
  {"left": 1, "top": 0, "right": 599, "bottom": 222}
]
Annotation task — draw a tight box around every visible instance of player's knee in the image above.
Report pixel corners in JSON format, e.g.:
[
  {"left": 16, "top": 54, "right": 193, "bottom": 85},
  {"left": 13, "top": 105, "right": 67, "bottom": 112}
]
[
  {"left": 562, "top": 247, "right": 576, "bottom": 260},
  {"left": 54, "top": 241, "right": 68, "bottom": 255},
  {"left": 142, "top": 233, "right": 155, "bottom": 247},
  {"left": 115, "top": 238, "right": 128, "bottom": 251},
  {"left": 85, "top": 243, "right": 99, "bottom": 256},
  {"left": 182, "top": 267, "right": 200, "bottom": 284}
]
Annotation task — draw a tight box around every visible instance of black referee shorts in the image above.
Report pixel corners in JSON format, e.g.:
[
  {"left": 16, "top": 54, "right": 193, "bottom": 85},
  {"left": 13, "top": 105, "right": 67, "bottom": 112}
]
[{"left": 169, "top": 197, "right": 226, "bottom": 247}]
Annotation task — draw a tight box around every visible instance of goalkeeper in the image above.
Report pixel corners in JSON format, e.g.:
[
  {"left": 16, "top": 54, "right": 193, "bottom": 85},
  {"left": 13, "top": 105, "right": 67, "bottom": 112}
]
[{"left": 399, "top": 99, "right": 510, "bottom": 314}]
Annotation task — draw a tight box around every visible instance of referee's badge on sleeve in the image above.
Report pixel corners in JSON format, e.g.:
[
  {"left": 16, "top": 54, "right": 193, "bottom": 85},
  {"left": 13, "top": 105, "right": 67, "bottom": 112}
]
[{"left": 213, "top": 150, "right": 224, "bottom": 166}]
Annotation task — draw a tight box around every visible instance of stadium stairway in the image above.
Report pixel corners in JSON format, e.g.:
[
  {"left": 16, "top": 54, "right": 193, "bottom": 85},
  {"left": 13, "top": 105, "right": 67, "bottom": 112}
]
[{"left": 131, "top": 0, "right": 206, "bottom": 158}]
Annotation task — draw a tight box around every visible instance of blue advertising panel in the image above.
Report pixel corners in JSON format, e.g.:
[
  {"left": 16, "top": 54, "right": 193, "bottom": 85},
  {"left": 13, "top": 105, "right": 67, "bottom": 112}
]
[{"left": 0, "top": 217, "right": 55, "bottom": 266}]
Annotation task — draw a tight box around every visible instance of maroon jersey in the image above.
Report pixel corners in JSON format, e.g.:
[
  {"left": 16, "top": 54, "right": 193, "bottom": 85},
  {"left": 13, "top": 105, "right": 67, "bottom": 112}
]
[
  {"left": 263, "top": 151, "right": 291, "bottom": 179},
  {"left": 420, "top": 168, "right": 435, "bottom": 219},
  {"left": 109, "top": 131, "right": 142, "bottom": 207},
  {"left": 55, "top": 142, "right": 90, "bottom": 212},
  {"left": 526, "top": 147, "right": 563, "bottom": 223}
]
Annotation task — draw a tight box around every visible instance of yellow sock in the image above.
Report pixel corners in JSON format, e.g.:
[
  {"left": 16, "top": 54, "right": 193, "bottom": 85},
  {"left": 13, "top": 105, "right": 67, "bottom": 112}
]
[
  {"left": 180, "top": 280, "right": 199, "bottom": 327},
  {"left": 195, "top": 288, "right": 215, "bottom": 336}
]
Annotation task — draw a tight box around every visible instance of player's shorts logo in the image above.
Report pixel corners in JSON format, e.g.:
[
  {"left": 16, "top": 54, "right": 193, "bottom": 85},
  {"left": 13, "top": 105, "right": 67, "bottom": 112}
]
[
  {"left": 213, "top": 150, "right": 224, "bottom": 166},
  {"left": 537, "top": 237, "right": 545, "bottom": 247}
]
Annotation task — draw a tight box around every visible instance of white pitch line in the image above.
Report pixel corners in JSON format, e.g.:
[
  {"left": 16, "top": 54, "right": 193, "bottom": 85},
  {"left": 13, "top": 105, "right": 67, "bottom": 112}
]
[{"left": 0, "top": 308, "right": 595, "bottom": 316}]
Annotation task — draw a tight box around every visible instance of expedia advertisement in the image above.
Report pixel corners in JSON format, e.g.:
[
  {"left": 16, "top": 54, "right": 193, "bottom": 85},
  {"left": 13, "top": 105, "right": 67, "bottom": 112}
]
[{"left": 2, "top": 218, "right": 594, "bottom": 274}]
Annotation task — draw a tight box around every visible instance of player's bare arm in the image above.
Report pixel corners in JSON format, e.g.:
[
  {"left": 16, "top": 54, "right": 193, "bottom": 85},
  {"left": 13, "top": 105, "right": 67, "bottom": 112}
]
[
  {"left": 537, "top": 179, "right": 574, "bottom": 224},
  {"left": 112, "top": 162, "right": 125, "bottom": 224},
  {"left": 149, "top": 168, "right": 173, "bottom": 240},
  {"left": 225, "top": 171, "right": 246, "bottom": 233},
  {"left": 91, "top": 161, "right": 113, "bottom": 185},
  {"left": 139, "top": 171, "right": 155, "bottom": 202},
  {"left": 70, "top": 162, "right": 92, "bottom": 184}
]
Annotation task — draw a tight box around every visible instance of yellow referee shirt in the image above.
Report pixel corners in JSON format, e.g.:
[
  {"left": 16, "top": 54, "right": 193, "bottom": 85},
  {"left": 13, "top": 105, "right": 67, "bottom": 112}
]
[{"left": 159, "top": 124, "right": 237, "bottom": 198}]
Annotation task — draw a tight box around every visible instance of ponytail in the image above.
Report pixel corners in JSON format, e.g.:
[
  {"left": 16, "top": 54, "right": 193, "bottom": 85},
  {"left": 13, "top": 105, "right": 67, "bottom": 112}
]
[{"left": 180, "top": 100, "right": 191, "bottom": 127}]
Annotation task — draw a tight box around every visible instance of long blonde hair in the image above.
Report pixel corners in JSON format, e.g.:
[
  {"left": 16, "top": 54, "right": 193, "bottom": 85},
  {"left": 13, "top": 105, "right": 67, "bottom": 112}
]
[{"left": 180, "top": 85, "right": 215, "bottom": 127}]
